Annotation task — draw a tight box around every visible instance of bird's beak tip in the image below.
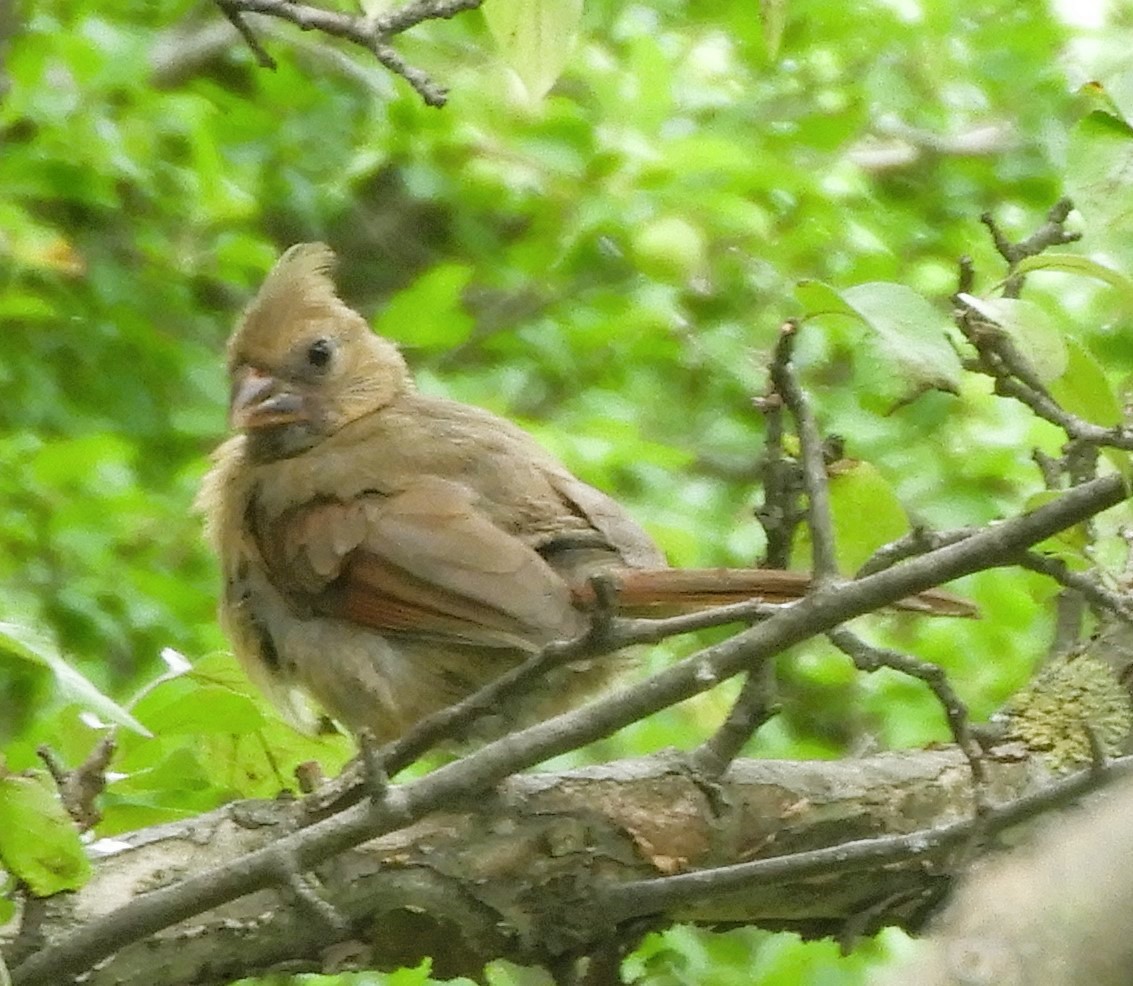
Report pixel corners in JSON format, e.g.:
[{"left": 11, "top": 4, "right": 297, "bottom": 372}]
[{"left": 229, "top": 368, "right": 306, "bottom": 430}]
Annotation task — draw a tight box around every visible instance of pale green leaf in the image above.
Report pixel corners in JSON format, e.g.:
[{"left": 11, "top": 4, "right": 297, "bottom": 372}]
[
  {"left": 1047, "top": 337, "right": 1132, "bottom": 481},
  {"left": 841, "top": 282, "right": 962, "bottom": 392},
  {"left": 1013, "top": 252, "right": 1133, "bottom": 309},
  {"left": 1066, "top": 110, "right": 1133, "bottom": 264},
  {"left": 760, "top": 0, "right": 789, "bottom": 61},
  {"left": 131, "top": 677, "right": 265, "bottom": 735},
  {"left": 956, "top": 294, "right": 1067, "bottom": 384},
  {"left": 828, "top": 461, "right": 910, "bottom": 573},
  {"left": 482, "top": 0, "right": 583, "bottom": 101},
  {"left": 1049, "top": 337, "right": 1123, "bottom": 427},
  {"left": 793, "top": 460, "right": 909, "bottom": 573},
  {"left": 795, "top": 279, "right": 857, "bottom": 319},
  {"left": 797, "top": 280, "right": 962, "bottom": 394}
]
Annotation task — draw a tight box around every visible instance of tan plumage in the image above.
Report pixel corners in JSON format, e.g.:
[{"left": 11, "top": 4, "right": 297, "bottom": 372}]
[{"left": 198, "top": 244, "right": 974, "bottom": 743}]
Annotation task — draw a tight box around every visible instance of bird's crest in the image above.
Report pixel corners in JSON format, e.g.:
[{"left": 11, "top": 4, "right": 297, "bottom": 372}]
[{"left": 230, "top": 243, "right": 359, "bottom": 364}]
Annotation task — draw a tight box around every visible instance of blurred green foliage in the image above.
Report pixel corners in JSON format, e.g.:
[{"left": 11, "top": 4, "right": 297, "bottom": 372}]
[{"left": 5, "top": 0, "right": 1133, "bottom": 982}]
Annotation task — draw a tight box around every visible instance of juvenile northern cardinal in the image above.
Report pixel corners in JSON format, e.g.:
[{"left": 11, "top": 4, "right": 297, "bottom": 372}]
[{"left": 198, "top": 244, "right": 974, "bottom": 742}]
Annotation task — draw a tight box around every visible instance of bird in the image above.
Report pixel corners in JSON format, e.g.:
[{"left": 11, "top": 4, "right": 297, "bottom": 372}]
[{"left": 197, "top": 243, "right": 975, "bottom": 744}]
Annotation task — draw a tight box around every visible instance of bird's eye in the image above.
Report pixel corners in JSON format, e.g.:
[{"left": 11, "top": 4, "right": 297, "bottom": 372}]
[{"left": 306, "top": 338, "right": 333, "bottom": 370}]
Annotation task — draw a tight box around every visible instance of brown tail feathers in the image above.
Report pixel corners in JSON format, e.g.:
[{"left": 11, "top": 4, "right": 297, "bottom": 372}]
[{"left": 570, "top": 567, "right": 977, "bottom": 619}]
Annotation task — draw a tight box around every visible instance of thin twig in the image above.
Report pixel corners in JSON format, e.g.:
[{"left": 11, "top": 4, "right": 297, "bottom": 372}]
[
  {"left": 954, "top": 204, "right": 1133, "bottom": 452},
  {"left": 376, "top": 0, "right": 483, "bottom": 34},
  {"left": 1020, "top": 551, "right": 1133, "bottom": 624},
  {"left": 356, "top": 728, "right": 388, "bottom": 803},
  {"left": 36, "top": 737, "right": 116, "bottom": 831},
  {"left": 981, "top": 197, "right": 1080, "bottom": 298},
  {"left": 690, "top": 663, "right": 778, "bottom": 776},
  {"left": 754, "top": 389, "right": 803, "bottom": 568},
  {"left": 828, "top": 627, "right": 987, "bottom": 812},
  {"left": 1031, "top": 445, "right": 1093, "bottom": 657},
  {"left": 305, "top": 591, "right": 789, "bottom": 815},
  {"left": 272, "top": 845, "right": 350, "bottom": 938},
  {"left": 212, "top": 0, "right": 483, "bottom": 106},
  {"left": 769, "top": 321, "right": 839, "bottom": 580},
  {"left": 856, "top": 527, "right": 980, "bottom": 578},
  {"left": 216, "top": 0, "right": 277, "bottom": 69}
]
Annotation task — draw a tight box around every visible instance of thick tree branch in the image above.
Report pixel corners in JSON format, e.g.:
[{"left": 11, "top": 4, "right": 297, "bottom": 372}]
[
  {"left": 6, "top": 750, "right": 1120, "bottom": 985},
  {"left": 601, "top": 751, "right": 1133, "bottom": 924}
]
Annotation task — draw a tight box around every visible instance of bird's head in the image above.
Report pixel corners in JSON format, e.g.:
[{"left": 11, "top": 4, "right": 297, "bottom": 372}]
[{"left": 226, "top": 243, "right": 410, "bottom": 461}]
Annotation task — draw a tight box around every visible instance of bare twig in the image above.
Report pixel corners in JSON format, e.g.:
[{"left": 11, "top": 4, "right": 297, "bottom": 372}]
[
  {"left": 754, "top": 389, "right": 803, "bottom": 568},
  {"left": 1033, "top": 448, "right": 1087, "bottom": 657},
  {"left": 955, "top": 204, "right": 1133, "bottom": 452},
  {"left": 828, "top": 628, "right": 987, "bottom": 810},
  {"left": 356, "top": 728, "right": 388, "bottom": 803},
  {"left": 1020, "top": 551, "right": 1133, "bottom": 624},
  {"left": 690, "top": 663, "right": 778, "bottom": 776},
  {"left": 216, "top": 0, "right": 277, "bottom": 69},
  {"left": 981, "top": 197, "right": 1080, "bottom": 298},
  {"left": 856, "top": 526, "right": 980, "bottom": 578},
  {"left": 210, "top": 0, "right": 484, "bottom": 106},
  {"left": 272, "top": 844, "right": 350, "bottom": 938},
  {"left": 305, "top": 589, "right": 788, "bottom": 815},
  {"left": 958, "top": 310, "right": 1133, "bottom": 449},
  {"left": 36, "top": 736, "right": 116, "bottom": 832},
  {"left": 769, "top": 321, "right": 839, "bottom": 581}
]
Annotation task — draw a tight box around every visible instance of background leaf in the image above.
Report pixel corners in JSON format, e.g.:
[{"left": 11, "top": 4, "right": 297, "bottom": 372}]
[
  {"left": 840, "top": 282, "right": 963, "bottom": 394},
  {"left": 0, "top": 623, "right": 149, "bottom": 737},
  {"left": 482, "top": 0, "right": 584, "bottom": 100}
]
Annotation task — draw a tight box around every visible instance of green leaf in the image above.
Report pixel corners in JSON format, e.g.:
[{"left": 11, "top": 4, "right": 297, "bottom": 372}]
[
  {"left": 956, "top": 294, "right": 1067, "bottom": 384},
  {"left": 1049, "top": 337, "right": 1123, "bottom": 427},
  {"left": 840, "top": 283, "right": 962, "bottom": 391},
  {"left": 1047, "top": 337, "right": 1132, "bottom": 481},
  {"left": 1066, "top": 110, "right": 1133, "bottom": 263},
  {"left": 385, "top": 958, "right": 436, "bottom": 986},
  {"left": 795, "top": 279, "right": 857, "bottom": 319},
  {"left": 131, "top": 677, "right": 265, "bottom": 735},
  {"left": 0, "top": 622, "right": 150, "bottom": 736},
  {"left": 1014, "top": 252, "right": 1133, "bottom": 309},
  {"left": 1075, "top": 80, "right": 1131, "bottom": 122},
  {"left": 829, "top": 460, "right": 910, "bottom": 572},
  {"left": 796, "top": 280, "right": 962, "bottom": 395},
  {"left": 793, "top": 460, "right": 910, "bottom": 573},
  {"left": 482, "top": 0, "right": 583, "bottom": 100},
  {"left": 373, "top": 263, "right": 475, "bottom": 351},
  {"left": 0, "top": 771, "right": 91, "bottom": 895}
]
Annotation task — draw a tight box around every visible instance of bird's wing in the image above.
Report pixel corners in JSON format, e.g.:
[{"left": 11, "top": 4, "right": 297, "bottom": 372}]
[
  {"left": 260, "top": 476, "right": 585, "bottom": 651},
  {"left": 544, "top": 469, "right": 666, "bottom": 568}
]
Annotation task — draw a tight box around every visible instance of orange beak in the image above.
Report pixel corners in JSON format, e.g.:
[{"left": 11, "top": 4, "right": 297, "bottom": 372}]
[{"left": 229, "top": 367, "right": 307, "bottom": 430}]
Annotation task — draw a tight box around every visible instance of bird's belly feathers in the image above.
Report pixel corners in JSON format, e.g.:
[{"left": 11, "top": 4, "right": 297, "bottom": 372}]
[{"left": 223, "top": 561, "right": 624, "bottom": 744}]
